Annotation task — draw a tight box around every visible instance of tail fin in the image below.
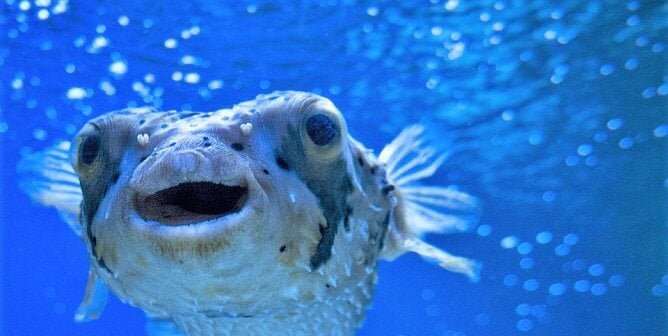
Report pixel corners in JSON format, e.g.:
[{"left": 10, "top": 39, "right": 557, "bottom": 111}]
[
  {"left": 379, "top": 125, "right": 481, "bottom": 282},
  {"left": 17, "top": 141, "right": 83, "bottom": 236}
]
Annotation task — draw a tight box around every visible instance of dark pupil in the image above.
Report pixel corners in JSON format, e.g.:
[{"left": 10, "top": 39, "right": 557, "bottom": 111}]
[
  {"left": 81, "top": 135, "right": 100, "bottom": 165},
  {"left": 306, "top": 114, "right": 337, "bottom": 146}
]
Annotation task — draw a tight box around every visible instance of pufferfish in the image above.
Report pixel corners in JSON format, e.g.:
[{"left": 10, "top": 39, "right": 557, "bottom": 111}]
[{"left": 19, "top": 91, "right": 480, "bottom": 336}]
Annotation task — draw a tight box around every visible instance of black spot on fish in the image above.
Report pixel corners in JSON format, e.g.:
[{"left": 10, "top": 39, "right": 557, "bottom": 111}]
[
  {"left": 370, "top": 166, "right": 377, "bottom": 175},
  {"left": 203, "top": 136, "right": 209, "bottom": 142},
  {"left": 139, "top": 119, "right": 145, "bottom": 125},
  {"left": 231, "top": 143, "right": 244, "bottom": 151},
  {"left": 111, "top": 172, "right": 120, "bottom": 184},
  {"left": 140, "top": 156, "right": 148, "bottom": 163},
  {"left": 262, "top": 168, "right": 269, "bottom": 175},
  {"left": 343, "top": 206, "right": 352, "bottom": 232},
  {"left": 204, "top": 143, "right": 211, "bottom": 148},
  {"left": 169, "top": 142, "right": 176, "bottom": 147},
  {"left": 276, "top": 156, "right": 289, "bottom": 170},
  {"left": 357, "top": 156, "right": 364, "bottom": 167},
  {"left": 381, "top": 184, "right": 395, "bottom": 195},
  {"left": 279, "top": 245, "right": 286, "bottom": 252},
  {"left": 325, "top": 283, "right": 331, "bottom": 288},
  {"left": 161, "top": 124, "right": 168, "bottom": 129}
]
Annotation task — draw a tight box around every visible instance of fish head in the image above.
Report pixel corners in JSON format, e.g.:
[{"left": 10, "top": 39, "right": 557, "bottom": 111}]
[{"left": 71, "top": 91, "right": 392, "bottom": 320}]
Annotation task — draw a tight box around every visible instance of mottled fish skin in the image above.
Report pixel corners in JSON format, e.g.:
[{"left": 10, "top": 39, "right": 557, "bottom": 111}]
[{"left": 72, "top": 91, "right": 398, "bottom": 335}]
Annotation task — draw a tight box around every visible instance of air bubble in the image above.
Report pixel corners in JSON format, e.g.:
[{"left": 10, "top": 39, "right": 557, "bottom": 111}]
[
  {"left": 590, "top": 283, "right": 607, "bottom": 296},
  {"left": 164, "top": 38, "right": 178, "bottom": 49},
  {"left": 574, "top": 280, "right": 590, "bottom": 292},
  {"left": 563, "top": 233, "right": 579, "bottom": 245},
  {"left": 515, "top": 303, "right": 531, "bottom": 316},
  {"left": 516, "top": 319, "right": 533, "bottom": 332},
  {"left": 624, "top": 58, "right": 638, "bottom": 70},
  {"left": 588, "top": 264, "right": 605, "bottom": 277},
  {"left": 554, "top": 244, "right": 570, "bottom": 256},
  {"left": 519, "top": 257, "right": 534, "bottom": 270},
  {"left": 548, "top": 283, "right": 566, "bottom": 296},
  {"left": 577, "top": 144, "right": 592, "bottom": 156},
  {"left": 517, "top": 242, "right": 533, "bottom": 255},
  {"left": 501, "top": 236, "right": 519, "bottom": 249},
  {"left": 542, "top": 191, "right": 556, "bottom": 202},
  {"left": 523, "top": 279, "right": 539, "bottom": 291},
  {"left": 32, "top": 128, "right": 47, "bottom": 140},
  {"left": 607, "top": 118, "right": 624, "bottom": 130},
  {"left": 184, "top": 73, "right": 200, "bottom": 84},
  {"left": 618, "top": 137, "right": 634, "bottom": 149},
  {"left": 536, "top": 231, "right": 553, "bottom": 244},
  {"left": 642, "top": 87, "right": 656, "bottom": 99},
  {"left": 476, "top": 224, "right": 492, "bottom": 237},
  {"left": 651, "top": 285, "right": 668, "bottom": 297},
  {"left": 504, "top": 274, "right": 518, "bottom": 287},
  {"left": 66, "top": 87, "right": 87, "bottom": 100},
  {"left": 599, "top": 64, "right": 615, "bottom": 76},
  {"left": 608, "top": 274, "right": 624, "bottom": 287},
  {"left": 118, "top": 16, "right": 129, "bottom": 26},
  {"left": 109, "top": 60, "right": 128, "bottom": 76}
]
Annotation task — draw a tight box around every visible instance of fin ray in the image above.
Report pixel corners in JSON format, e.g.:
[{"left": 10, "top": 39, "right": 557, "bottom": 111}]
[
  {"left": 379, "top": 125, "right": 481, "bottom": 281},
  {"left": 17, "top": 141, "right": 83, "bottom": 235}
]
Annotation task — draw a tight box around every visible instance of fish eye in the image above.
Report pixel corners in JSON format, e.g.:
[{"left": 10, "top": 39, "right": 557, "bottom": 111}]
[
  {"left": 300, "top": 100, "right": 347, "bottom": 162},
  {"left": 306, "top": 114, "right": 338, "bottom": 146},
  {"left": 81, "top": 135, "right": 101, "bottom": 165}
]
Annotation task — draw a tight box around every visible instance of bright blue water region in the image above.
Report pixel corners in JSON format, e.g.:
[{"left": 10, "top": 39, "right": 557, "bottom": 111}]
[{"left": 1, "top": 0, "right": 666, "bottom": 335}]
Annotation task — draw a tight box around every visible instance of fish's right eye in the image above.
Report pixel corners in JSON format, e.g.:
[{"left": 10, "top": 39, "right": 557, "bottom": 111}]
[{"left": 80, "top": 135, "right": 100, "bottom": 165}]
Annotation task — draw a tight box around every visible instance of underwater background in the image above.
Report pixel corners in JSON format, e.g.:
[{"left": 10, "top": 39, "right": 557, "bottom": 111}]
[{"left": 0, "top": 0, "right": 666, "bottom": 335}]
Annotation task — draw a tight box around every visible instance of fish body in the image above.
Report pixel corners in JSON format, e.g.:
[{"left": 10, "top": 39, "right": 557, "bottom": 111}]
[{"left": 19, "top": 91, "right": 479, "bottom": 336}]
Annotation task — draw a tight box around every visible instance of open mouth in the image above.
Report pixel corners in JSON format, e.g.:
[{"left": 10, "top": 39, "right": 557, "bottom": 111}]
[{"left": 135, "top": 182, "right": 249, "bottom": 226}]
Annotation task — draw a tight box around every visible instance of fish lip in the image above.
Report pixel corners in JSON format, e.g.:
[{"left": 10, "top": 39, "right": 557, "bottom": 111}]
[{"left": 133, "top": 180, "right": 250, "bottom": 226}]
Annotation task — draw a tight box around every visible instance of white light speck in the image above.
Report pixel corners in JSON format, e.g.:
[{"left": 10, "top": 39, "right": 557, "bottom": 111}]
[
  {"left": 181, "top": 30, "right": 192, "bottom": 39},
  {"left": 208, "top": 80, "right": 224, "bottom": 90},
  {"left": 11, "top": 78, "right": 23, "bottom": 90},
  {"left": 36, "top": 0, "right": 52, "bottom": 7},
  {"left": 366, "top": 6, "right": 379, "bottom": 16},
  {"left": 99, "top": 80, "right": 115, "bottom": 96},
  {"left": 180, "top": 55, "right": 196, "bottom": 65},
  {"left": 144, "top": 73, "right": 155, "bottom": 83},
  {"left": 247, "top": 4, "right": 258, "bottom": 13},
  {"left": 37, "top": 9, "right": 50, "bottom": 20},
  {"left": 164, "top": 38, "right": 178, "bottom": 49},
  {"left": 109, "top": 60, "right": 128, "bottom": 76},
  {"left": 19, "top": 1, "right": 30, "bottom": 11},
  {"left": 66, "top": 87, "right": 87, "bottom": 100},
  {"left": 500, "top": 236, "right": 519, "bottom": 249},
  {"left": 96, "top": 24, "right": 106, "bottom": 34},
  {"left": 184, "top": 73, "right": 200, "bottom": 84},
  {"left": 92, "top": 36, "right": 109, "bottom": 49},
  {"left": 544, "top": 30, "right": 557, "bottom": 40},
  {"left": 171, "top": 71, "right": 183, "bottom": 81},
  {"left": 444, "top": 0, "right": 458, "bottom": 11},
  {"left": 189, "top": 26, "right": 200, "bottom": 35},
  {"left": 431, "top": 26, "right": 443, "bottom": 36},
  {"left": 118, "top": 16, "right": 129, "bottom": 26},
  {"left": 476, "top": 224, "right": 492, "bottom": 237},
  {"left": 33, "top": 128, "right": 47, "bottom": 140}
]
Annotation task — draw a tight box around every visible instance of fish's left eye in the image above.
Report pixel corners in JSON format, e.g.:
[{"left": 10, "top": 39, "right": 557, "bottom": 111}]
[
  {"left": 81, "top": 135, "right": 101, "bottom": 165},
  {"left": 300, "top": 100, "right": 347, "bottom": 162},
  {"left": 306, "top": 114, "right": 338, "bottom": 146}
]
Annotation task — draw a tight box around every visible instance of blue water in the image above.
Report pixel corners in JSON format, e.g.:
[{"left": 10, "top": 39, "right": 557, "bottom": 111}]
[{"left": 1, "top": 0, "right": 666, "bottom": 335}]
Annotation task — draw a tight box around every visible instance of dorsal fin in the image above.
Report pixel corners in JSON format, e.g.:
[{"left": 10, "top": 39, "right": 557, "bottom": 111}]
[
  {"left": 379, "top": 125, "right": 481, "bottom": 281},
  {"left": 17, "top": 141, "right": 83, "bottom": 235}
]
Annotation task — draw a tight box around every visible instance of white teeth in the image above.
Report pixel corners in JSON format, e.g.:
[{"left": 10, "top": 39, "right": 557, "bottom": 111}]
[
  {"left": 171, "top": 151, "right": 199, "bottom": 173},
  {"left": 137, "top": 133, "right": 150, "bottom": 147}
]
